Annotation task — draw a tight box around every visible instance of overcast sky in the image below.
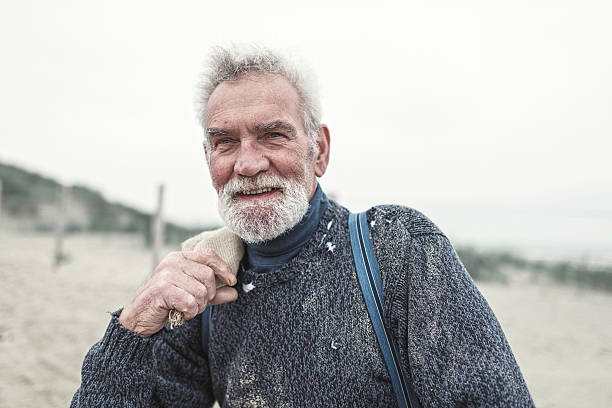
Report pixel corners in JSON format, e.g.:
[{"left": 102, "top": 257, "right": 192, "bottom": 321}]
[{"left": 1, "top": 1, "right": 611, "bottom": 261}]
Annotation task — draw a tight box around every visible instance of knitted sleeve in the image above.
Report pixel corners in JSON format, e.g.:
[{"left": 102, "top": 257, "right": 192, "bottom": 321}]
[
  {"left": 70, "top": 311, "right": 215, "bottom": 407},
  {"left": 153, "top": 313, "right": 215, "bottom": 407},
  {"left": 406, "top": 233, "right": 534, "bottom": 407}
]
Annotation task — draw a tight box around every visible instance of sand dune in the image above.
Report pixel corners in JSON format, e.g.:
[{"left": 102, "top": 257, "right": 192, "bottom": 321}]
[{"left": 0, "top": 228, "right": 610, "bottom": 407}]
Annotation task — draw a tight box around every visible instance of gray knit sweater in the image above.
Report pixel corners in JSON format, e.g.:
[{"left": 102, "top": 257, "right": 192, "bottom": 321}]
[{"left": 71, "top": 201, "right": 534, "bottom": 407}]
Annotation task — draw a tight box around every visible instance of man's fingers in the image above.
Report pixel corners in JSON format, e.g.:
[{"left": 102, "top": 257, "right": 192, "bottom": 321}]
[
  {"left": 168, "top": 268, "right": 213, "bottom": 308},
  {"left": 165, "top": 286, "right": 200, "bottom": 320},
  {"left": 182, "top": 250, "right": 237, "bottom": 287},
  {"left": 166, "top": 259, "right": 215, "bottom": 300},
  {"left": 209, "top": 287, "right": 238, "bottom": 305}
]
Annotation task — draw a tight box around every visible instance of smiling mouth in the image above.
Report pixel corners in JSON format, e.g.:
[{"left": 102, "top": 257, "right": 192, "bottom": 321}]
[{"left": 235, "top": 187, "right": 282, "bottom": 197}]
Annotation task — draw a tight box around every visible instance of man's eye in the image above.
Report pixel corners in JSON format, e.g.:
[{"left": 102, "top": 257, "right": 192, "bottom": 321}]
[
  {"left": 267, "top": 132, "right": 283, "bottom": 139},
  {"left": 212, "top": 139, "right": 235, "bottom": 151}
]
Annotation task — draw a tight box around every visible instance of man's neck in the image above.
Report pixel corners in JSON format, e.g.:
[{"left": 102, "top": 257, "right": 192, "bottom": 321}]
[{"left": 245, "top": 184, "right": 329, "bottom": 273}]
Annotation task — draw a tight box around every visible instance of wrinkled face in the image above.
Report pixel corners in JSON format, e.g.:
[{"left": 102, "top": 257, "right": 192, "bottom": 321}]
[{"left": 205, "top": 73, "right": 318, "bottom": 243}]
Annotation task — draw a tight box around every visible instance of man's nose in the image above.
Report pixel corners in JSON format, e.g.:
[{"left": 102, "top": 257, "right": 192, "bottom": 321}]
[{"left": 234, "top": 141, "right": 269, "bottom": 177}]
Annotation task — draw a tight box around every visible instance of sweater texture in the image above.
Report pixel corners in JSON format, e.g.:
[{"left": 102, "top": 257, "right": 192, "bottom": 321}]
[{"left": 71, "top": 200, "right": 534, "bottom": 407}]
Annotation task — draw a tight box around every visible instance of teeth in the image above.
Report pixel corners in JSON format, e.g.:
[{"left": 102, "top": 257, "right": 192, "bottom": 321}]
[{"left": 242, "top": 187, "right": 274, "bottom": 195}]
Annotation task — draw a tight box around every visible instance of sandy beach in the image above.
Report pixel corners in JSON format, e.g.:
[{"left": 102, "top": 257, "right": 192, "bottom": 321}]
[{"left": 1, "top": 228, "right": 610, "bottom": 407}]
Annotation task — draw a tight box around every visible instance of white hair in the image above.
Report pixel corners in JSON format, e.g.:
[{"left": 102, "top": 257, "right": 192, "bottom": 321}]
[{"left": 195, "top": 44, "right": 322, "bottom": 151}]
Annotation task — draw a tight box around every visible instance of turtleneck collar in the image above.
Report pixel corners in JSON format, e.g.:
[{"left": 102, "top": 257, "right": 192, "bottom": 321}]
[{"left": 245, "top": 183, "right": 329, "bottom": 274}]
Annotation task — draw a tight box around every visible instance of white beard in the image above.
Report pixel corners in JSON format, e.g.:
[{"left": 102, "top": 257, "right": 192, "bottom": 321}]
[{"left": 217, "top": 173, "right": 310, "bottom": 244}]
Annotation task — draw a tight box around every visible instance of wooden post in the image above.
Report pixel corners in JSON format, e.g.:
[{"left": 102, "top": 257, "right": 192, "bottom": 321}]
[
  {"left": 151, "top": 184, "right": 165, "bottom": 271},
  {"left": 53, "top": 184, "right": 70, "bottom": 270}
]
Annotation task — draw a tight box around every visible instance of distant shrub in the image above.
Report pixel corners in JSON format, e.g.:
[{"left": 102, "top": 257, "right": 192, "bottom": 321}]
[
  {"left": 456, "top": 246, "right": 510, "bottom": 283},
  {"left": 457, "top": 245, "right": 612, "bottom": 293},
  {"left": 531, "top": 260, "right": 612, "bottom": 292},
  {"left": 33, "top": 223, "right": 55, "bottom": 233}
]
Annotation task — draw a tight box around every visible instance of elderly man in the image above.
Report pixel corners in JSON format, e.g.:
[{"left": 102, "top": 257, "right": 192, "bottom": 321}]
[{"left": 72, "top": 46, "right": 533, "bottom": 407}]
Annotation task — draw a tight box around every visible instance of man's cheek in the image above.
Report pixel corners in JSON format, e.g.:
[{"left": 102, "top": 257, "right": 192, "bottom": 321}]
[{"left": 210, "top": 168, "right": 228, "bottom": 191}]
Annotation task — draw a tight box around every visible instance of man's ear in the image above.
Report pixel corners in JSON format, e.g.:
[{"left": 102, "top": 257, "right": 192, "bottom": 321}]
[{"left": 314, "top": 124, "right": 330, "bottom": 177}]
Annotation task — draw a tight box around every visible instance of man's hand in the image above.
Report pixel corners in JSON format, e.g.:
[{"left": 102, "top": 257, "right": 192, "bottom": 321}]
[{"left": 118, "top": 249, "right": 238, "bottom": 337}]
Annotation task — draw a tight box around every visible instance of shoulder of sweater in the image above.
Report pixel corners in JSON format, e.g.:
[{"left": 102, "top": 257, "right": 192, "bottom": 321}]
[{"left": 366, "top": 204, "right": 444, "bottom": 237}]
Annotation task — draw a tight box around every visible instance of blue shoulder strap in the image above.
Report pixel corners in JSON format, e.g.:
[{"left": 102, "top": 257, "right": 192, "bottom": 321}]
[
  {"left": 348, "top": 211, "right": 421, "bottom": 408},
  {"left": 201, "top": 305, "right": 212, "bottom": 357}
]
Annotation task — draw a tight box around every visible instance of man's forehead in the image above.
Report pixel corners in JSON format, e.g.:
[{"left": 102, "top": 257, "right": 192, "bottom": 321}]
[
  {"left": 207, "top": 107, "right": 295, "bottom": 129},
  {"left": 205, "top": 73, "right": 304, "bottom": 132}
]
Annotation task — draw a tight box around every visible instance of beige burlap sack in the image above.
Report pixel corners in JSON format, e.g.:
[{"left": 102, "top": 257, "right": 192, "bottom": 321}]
[{"left": 181, "top": 227, "right": 244, "bottom": 287}]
